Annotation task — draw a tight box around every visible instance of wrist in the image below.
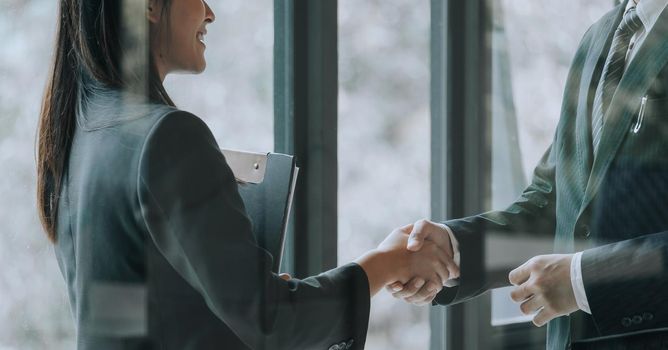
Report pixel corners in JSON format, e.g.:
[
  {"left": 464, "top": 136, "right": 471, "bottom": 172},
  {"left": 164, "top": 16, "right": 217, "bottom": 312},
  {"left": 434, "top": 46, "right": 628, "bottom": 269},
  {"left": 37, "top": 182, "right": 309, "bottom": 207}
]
[{"left": 355, "top": 249, "right": 406, "bottom": 296}]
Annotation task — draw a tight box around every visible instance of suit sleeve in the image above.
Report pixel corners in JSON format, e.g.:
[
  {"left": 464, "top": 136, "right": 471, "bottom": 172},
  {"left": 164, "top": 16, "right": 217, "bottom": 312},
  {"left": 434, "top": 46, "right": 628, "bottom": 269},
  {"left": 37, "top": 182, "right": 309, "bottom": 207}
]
[
  {"left": 432, "top": 22, "right": 600, "bottom": 307},
  {"left": 434, "top": 142, "right": 559, "bottom": 306},
  {"left": 137, "top": 111, "right": 370, "bottom": 350},
  {"left": 580, "top": 231, "right": 668, "bottom": 336}
]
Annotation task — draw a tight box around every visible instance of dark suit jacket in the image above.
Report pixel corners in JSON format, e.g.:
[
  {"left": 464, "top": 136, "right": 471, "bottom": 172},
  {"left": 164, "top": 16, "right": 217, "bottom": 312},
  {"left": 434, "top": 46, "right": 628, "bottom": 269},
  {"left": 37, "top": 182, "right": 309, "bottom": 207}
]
[
  {"left": 54, "top": 88, "right": 369, "bottom": 350},
  {"left": 434, "top": 1, "right": 668, "bottom": 349}
]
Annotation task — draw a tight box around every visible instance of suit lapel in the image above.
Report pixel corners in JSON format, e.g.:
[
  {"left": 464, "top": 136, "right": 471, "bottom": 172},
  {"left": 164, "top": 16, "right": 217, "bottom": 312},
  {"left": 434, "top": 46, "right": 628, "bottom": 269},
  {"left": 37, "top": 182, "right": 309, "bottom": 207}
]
[
  {"left": 580, "top": 6, "right": 668, "bottom": 214},
  {"left": 575, "top": 6, "right": 623, "bottom": 178}
]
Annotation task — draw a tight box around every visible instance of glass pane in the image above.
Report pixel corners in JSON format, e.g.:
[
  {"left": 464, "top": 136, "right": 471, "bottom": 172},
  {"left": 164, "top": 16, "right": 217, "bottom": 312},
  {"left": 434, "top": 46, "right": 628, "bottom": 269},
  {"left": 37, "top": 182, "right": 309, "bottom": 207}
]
[
  {"left": 165, "top": 0, "right": 273, "bottom": 152},
  {"left": 338, "top": 1, "right": 430, "bottom": 349},
  {"left": 0, "top": 2, "right": 74, "bottom": 348},
  {"left": 0, "top": 1, "right": 271, "bottom": 348},
  {"left": 490, "top": 0, "right": 612, "bottom": 326}
]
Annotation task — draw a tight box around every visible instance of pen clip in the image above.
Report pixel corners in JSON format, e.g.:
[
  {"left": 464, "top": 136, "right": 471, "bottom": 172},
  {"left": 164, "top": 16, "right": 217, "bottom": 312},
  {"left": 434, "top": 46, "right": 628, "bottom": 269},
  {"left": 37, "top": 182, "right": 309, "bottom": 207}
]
[{"left": 631, "top": 95, "right": 648, "bottom": 134}]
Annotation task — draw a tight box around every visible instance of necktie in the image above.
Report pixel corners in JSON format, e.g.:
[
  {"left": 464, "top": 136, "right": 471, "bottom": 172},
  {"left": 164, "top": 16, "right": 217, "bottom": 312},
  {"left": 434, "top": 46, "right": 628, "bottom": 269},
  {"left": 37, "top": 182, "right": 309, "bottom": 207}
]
[{"left": 591, "top": 7, "right": 643, "bottom": 156}]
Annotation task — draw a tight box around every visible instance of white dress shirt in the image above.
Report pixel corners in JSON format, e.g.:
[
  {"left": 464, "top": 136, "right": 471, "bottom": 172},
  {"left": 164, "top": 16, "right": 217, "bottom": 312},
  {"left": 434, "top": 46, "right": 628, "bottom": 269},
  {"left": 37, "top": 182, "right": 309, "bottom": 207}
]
[{"left": 443, "top": 0, "right": 668, "bottom": 315}]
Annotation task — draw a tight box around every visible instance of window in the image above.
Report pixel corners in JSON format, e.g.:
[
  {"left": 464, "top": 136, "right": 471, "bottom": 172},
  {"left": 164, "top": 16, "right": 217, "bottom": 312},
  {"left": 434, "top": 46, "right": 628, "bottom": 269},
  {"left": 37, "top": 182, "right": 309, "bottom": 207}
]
[
  {"left": 338, "top": 1, "right": 430, "bottom": 349},
  {"left": 165, "top": 0, "right": 273, "bottom": 152},
  {"left": 430, "top": 0, "right": 616, "bottom": 348},
  {"left": 3, "top": 1, "right": 626, "bottom": 349},
  {"left": 0, "top": 1, "right": 273, "bottom": 348},
  {"left": 490, "top": 0, "right": 612, "bottom": 328},
  {"left": 0, "top": 1, "right": 73, "bottom": 348}
]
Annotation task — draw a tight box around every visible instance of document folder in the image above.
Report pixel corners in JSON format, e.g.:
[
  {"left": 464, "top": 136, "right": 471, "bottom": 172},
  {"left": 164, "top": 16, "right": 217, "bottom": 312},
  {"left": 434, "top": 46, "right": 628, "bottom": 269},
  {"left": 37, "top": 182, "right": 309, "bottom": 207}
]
[{"left": 221, "top": 149, "right": 298, "bottom": 272}]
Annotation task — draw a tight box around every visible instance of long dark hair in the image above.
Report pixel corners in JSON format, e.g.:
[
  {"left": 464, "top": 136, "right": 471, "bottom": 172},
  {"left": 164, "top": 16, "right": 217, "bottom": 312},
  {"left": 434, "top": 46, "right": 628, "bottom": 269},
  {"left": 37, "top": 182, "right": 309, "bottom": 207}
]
[{"left": 37, "top": 0, "right": 174, "bottom": 242}]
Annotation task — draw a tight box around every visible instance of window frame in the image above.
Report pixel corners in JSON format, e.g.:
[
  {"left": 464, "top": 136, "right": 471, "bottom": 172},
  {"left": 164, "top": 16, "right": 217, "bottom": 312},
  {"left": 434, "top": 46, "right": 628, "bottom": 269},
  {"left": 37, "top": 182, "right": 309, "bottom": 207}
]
[
  {"left": 274, "top": 0, "right": 556, "bottom": 348},
  {"left": 274, "top": 0, "right": 339, "bottom": 277},
  {"left": 430, "top": 0, "right": 495, "bottom": 348}
]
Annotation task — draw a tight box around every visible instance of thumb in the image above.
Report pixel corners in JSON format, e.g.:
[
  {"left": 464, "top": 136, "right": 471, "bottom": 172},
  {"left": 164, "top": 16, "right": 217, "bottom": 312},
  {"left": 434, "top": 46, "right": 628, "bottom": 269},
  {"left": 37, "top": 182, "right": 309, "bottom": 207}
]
[
  {"left": 407, "top": 225, "right": 427, "bottom": 251},
  {"left": 279, "top": 273, "right": 292, "bottom": 281}
]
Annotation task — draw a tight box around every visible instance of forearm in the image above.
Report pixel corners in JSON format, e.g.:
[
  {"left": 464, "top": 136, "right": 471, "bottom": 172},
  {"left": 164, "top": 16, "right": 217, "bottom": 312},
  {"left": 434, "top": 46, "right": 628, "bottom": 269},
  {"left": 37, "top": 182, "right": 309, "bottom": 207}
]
[
  {"left": 436, "top": 191, "right": 558, "bottom": 302},
  {"left": 138, "top": 112, "right": 371, "bottom": 349},
  {"left": 355, "top": 249, "right": 408, "bottom": 296}
]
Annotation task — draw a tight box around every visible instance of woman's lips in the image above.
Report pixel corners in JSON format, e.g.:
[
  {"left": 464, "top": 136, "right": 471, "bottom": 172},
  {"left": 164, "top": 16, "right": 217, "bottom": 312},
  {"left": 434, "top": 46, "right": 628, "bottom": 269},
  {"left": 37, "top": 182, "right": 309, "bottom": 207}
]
[{"left": 197, "top": 31, "right": 206, "bottom": 46}]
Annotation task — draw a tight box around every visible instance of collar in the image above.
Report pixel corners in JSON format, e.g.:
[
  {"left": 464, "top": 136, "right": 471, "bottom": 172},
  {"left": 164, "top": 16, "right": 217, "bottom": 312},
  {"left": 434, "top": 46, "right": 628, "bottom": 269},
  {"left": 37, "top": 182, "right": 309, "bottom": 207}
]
[{"left": 625, "top": 0, "right": 668, "bottom": 33}]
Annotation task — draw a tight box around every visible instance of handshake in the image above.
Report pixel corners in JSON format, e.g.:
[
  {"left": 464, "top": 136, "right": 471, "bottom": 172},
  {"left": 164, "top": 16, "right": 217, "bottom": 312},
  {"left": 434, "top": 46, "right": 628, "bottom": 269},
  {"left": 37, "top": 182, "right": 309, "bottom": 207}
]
[
  {"left": 351, "top": 219, "right": 579, "bottom": 327},
  {"left": 353, "top": 219, "right": 460, "bottom": 305}
]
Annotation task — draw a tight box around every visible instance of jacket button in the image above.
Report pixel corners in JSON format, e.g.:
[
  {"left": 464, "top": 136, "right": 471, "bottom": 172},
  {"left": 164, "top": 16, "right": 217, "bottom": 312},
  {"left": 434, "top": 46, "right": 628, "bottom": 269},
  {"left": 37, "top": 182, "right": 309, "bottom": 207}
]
[
  {"left": 581, "top": 224, "right": 591, "bottom": 238},
  {"left": 643, "top": 312, "right": 654, "bottom": 321},
  {"left": 632, "top": 315, "right": 643, "bottom": 324},
  {"left": 328, "top": 345, "right": 339, "bottom": 350},
  {"left": 621, "top": 317, "right": 633, "bottom": 327},
  {"left": 346, "top": 339, "right": 354, "bottom": 349}
]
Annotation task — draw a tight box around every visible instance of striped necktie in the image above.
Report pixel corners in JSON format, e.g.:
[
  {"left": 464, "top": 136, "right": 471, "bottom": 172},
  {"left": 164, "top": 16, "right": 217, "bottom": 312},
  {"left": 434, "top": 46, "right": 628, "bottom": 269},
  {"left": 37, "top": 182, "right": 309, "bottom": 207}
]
[{"left": 591, "top": 6, "right": 643, "bottom": 156}]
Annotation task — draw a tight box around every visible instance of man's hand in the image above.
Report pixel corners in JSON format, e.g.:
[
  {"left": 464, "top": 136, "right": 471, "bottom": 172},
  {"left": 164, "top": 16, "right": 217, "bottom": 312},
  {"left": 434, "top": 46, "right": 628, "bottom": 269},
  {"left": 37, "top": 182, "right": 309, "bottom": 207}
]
[
  {"left": 508, "top": 254, "right": 578, "bottom": 327},
  {"left": 385, "top": 219, "right": 459, "bottom": 304}
]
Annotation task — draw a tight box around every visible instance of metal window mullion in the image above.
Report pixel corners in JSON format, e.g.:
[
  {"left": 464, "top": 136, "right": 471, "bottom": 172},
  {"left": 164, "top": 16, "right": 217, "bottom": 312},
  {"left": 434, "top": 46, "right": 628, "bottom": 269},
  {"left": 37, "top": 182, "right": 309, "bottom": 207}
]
[
  {"left": 274, "top": 0, "right": 338, "bottom": 278},
  {"left": 274, "top": 0, "right": 296, "bottom": 274},
  {"left": 430, "top": 0, "right": 493, "bottom": 349}
]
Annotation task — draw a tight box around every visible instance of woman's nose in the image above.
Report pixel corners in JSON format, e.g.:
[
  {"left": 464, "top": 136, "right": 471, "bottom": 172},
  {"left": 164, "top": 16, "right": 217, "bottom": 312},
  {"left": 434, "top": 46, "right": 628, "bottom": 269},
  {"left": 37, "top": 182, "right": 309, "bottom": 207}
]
[{"left": 204, "top": 1, "right": 215, "bottom": 23}]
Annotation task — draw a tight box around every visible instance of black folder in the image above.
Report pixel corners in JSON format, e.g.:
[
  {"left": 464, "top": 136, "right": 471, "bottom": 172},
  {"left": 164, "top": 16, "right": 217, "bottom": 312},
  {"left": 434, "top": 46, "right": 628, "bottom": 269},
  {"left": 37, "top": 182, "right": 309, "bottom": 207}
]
[{"left": 222, "top": 149, "right": 298, "bottom": 272}]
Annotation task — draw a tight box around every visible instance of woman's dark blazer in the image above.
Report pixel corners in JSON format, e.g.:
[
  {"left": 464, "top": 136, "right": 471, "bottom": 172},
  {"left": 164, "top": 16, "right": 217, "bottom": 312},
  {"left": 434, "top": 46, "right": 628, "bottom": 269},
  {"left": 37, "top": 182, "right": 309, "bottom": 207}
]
[{"left": 54, "top": 90, "right": 370, "bottom": 350}]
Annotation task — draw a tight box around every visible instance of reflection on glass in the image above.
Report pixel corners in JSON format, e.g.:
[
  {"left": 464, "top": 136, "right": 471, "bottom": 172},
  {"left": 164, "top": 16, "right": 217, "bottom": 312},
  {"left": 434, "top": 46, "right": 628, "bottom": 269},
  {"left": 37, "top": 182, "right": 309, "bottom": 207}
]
[
  {"left": 338, "top": 1, "right": 430, "bottom": 349},
  {"left": 0, "top": 1, "right": 74, "bottom": 349},
  {"left": 165, "top": 0, "right": 273, "bottom": 153},
  {"left": 490, "top": 0, "right": 612, "bottom": 326},
  {"left": 0, "top": 1, "right": 272, "bottom": 348}
]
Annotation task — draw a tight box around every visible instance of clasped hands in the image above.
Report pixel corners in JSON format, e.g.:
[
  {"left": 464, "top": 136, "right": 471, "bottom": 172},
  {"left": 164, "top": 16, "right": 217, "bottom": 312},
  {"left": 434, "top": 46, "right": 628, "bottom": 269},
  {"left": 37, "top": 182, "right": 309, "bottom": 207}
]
[
  {"left": 353, "top": 220, "right": 459, "bottom": 303},
  {"left": 381, "top": 220, "right": 579, "bottom": 327}
]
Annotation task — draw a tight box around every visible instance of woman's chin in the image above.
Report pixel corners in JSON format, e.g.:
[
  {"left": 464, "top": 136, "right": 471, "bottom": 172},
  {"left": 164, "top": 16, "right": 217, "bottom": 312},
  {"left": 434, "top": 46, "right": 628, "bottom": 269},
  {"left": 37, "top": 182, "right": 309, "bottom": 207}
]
[
  {"left": 164, "top": 60, "right": 207, "bottom": 77},
  {"left": 193, "top": 60, "right": 207, "bottom": 74},
  {"left": 179, "top": 63, "right": 207, "bottom": 75}
]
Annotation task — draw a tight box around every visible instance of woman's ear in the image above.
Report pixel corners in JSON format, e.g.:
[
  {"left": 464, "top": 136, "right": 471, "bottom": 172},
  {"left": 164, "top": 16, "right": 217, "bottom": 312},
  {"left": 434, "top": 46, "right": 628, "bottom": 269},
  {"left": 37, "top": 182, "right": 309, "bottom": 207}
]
[{"left": 147, "top": 0, "right": 162, "bottom": 24}]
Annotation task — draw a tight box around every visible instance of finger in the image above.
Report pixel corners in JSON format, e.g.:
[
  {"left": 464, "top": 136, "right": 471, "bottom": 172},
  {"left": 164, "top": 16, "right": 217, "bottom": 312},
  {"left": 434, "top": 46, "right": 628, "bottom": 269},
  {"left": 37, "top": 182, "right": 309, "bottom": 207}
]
[
  {"left": 399, "top": 223, "right": 414, "bottom": 234},
  {"left": 278, "top": 273, "right": 292, "bottom": 281},
  {"left": 424, "top": 223, "right": 452, "bottom": 252},
  {"left": 432, "top": 259, "right": 450, "bottom": 286},
  {"left": 392, "top": 277, "right": 425, "bottom": 299},
  {"left": 508, "top": 262, "right": 532, "bottom": 286},
  {"left": 407, "top": 220, "right": 429, "bottom": 251},
  {"left": 387, "top": 282, "right": 404, "bottom": 293},
  {"left": 437, "top": 248, "right": 460, "bottom": 280},
  {"left": 510, "top": 282, "right": 534, "bottom": 303},
  {"left": 409, "top": 290, "right": 439, "bottom": 306},
  {"left": 447, "top": 261, "right": 461, "bottom": 280},
  {"left": 405, "top": 280, "right": 441, "bottom": 304},
  {"left": 533, "top": 307, "right": 555, "bottom": 327},
  {"left": 519, "top": 295, "right": 544, "bottom": 315},
  {"left": 426, "top": 242, "right": 458, "bottom": 283},
  {"left": 414, "top": 290, "right": 439, "bottom": 306}
]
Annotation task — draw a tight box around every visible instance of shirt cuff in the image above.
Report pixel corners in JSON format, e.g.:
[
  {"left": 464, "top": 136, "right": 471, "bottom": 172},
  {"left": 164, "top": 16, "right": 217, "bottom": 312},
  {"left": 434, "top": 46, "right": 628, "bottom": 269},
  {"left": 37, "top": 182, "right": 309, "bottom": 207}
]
[
  {"left": 571, "top": 251, "right": 591, "bottom": 314},
  {"left": 440, "top": 224, "right": 461, "bottom": 287}
]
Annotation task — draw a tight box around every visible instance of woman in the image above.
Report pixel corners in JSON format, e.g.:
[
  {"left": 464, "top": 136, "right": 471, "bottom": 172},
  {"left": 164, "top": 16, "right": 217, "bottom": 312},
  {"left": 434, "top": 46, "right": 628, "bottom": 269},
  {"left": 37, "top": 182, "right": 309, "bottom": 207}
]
[{"left": 37, "top": 1, "right": 452, "bottom": 349}]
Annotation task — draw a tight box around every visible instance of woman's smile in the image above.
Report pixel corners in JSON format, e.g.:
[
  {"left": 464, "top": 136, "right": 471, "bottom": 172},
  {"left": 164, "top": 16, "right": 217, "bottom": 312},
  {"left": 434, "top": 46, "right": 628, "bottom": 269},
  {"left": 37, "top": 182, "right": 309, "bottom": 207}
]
[{"left": 197, "top": 30, "right": 207, "bottom": 47}]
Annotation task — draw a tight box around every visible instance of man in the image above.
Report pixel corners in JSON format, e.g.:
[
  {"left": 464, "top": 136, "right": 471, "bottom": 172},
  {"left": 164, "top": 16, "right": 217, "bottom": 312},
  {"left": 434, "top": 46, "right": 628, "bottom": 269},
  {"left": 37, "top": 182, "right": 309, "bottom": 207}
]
[{"left": 391, "top": 0, "right": 668, "bottom": 348}]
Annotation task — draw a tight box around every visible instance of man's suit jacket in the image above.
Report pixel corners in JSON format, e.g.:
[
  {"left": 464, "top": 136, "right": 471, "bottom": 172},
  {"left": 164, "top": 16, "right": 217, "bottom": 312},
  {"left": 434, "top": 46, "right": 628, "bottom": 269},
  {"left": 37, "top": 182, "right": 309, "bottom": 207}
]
[
  {"left": 434, "top": 1, "right": 668, "bottom": 349},
  {"left": 54, "top": 87, "right": 369, "bottom": 350}
]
